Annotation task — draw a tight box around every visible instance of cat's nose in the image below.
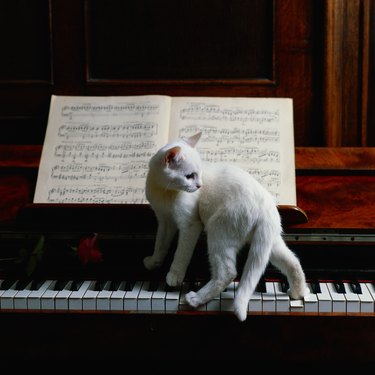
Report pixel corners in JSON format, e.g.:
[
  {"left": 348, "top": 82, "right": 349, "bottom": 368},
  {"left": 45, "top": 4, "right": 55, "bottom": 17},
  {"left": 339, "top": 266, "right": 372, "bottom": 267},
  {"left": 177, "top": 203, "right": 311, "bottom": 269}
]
[{"left": 196, "top": 183, "right": 202, "bottom": 189}]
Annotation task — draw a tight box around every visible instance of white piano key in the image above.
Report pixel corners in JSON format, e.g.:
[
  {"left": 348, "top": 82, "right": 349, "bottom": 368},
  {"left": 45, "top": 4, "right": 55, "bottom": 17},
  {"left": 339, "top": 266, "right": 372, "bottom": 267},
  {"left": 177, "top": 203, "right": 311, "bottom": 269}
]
[
  {"left": 110, "top": 281, "right": 127, "bottom": 311},
  {"left": 55, "top": 280, "right": 73, "bottom": 311},
  {"left": 273, "top": 282, "right": 290, "bottom": 312},
  {"left": 69, "top": 280, "right": 92, "bottom": 311},
  {"left": 326, "top": 282, "right": 346, "bottom": 313},
  {"left": 343, "top": 283, "right": 360, "bottom": 313},
  {"left": 220, "top": 281, "right": 236, "bottom": 311},
  {"left": 1, "top": 281, "right": 19, "bottom": 310},
  {"left": 41, "top": 280, "right": 60, "bottom": 310},
  {"left": 290, "top": 299, "right": 304, "bottom": 312},
  {"left": 82, "top": 280, "right": 99, "bottom": 311},
  {"left": 358, "top": 283, "right": 374, "bottom": 313},
  {"left": 151, "top": 281, "right": 167, "bottom": 312},
  {"left": 316, "top": 282, "right": 332, "bottom": 313},
  {"left": 206, "top": 292, "right": 220, "bottom": 312},
  {"left": 14, "top": 281, "right": 33, "bottom": 309},
  {"left": 365, "top": 283, "right": 375, "bottom": 312},
  {"left": 304, "top": 283, "right": 319, "bottom": 313},
  {"left": 28, "top": 280, "right": 54, "bottom": 310},
  {"left": 262, "top": 282, "right": 276, "bottom": 312},
  {"left": 137, "top": 281, "right": 153, "bottom": 312},
  {"left": 124, "top": 281, "right": 143, "bottom": 311},
  {"left": 248, "top": 289, "right": 262, "bottom": 312},
  {"left": 96, "top": 281, "right": 112, "bottom": 311},
  {"left": 165, "top": 286, "right": 180, "bottom": 313}
]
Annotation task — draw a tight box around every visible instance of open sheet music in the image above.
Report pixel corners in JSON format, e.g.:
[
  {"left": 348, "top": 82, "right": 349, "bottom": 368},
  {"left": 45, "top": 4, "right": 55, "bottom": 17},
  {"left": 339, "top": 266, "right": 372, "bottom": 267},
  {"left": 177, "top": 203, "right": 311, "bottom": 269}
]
[{"left": 34, "top": 95, "right": 296, "bottom": 205}]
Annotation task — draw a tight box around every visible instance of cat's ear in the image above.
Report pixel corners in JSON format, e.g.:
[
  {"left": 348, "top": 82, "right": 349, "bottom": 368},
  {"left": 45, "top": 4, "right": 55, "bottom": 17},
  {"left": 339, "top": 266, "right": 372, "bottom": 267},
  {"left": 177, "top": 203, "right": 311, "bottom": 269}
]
[
  {"left": 185, "top": 132, "right": 202, "bottom": 148},
  {"left": 165, "top": 146, "right": 184, "bottom": 165}
]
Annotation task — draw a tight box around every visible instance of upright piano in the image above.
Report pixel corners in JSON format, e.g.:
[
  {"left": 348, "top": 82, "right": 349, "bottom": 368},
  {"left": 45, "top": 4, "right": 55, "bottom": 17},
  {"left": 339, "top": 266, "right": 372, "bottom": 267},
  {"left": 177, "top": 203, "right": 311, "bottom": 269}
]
[{"left": 1, "top": 145, "right": 375, "bottom": 362}]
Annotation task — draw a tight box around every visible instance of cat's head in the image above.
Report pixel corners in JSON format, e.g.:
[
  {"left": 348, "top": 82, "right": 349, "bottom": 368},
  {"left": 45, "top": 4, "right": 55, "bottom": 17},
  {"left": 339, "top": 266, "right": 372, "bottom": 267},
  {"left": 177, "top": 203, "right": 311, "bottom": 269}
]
[{"left": 149, "top": 132, "right": 203, "bottom": 193}]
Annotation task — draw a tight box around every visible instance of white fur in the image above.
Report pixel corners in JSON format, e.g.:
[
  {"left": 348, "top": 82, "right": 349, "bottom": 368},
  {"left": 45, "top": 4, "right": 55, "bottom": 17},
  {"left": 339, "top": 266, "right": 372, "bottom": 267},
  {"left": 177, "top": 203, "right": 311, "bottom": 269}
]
[{"left": 144, "top": 133, "right": 308, "bottom": 321}]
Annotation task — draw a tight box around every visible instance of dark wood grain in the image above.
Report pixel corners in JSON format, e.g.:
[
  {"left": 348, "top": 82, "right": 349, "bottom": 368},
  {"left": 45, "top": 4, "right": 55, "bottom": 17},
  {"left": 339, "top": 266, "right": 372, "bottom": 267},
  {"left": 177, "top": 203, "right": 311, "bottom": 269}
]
[
  {"left": 0, "top": 0, "right": 326, "bottom": 146},
  {"left": 295, "top": 147, "right": 375, "bottom": 172}
]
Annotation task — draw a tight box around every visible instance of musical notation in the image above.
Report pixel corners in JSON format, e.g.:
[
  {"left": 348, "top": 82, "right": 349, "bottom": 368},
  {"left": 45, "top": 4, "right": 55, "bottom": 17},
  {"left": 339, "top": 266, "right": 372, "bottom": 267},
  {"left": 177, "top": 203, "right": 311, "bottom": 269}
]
[
  {"left": 47, "top": 186, "right": 147, "bottom": 204},
  {"left": 58, "top": 122, "right": 158, "bottom": 140},
  {"left": 54, "top": 143, "right": 155, "bottom": 162},
  {"left": 51, "top": 161, "right": 148, "bottom": 182},
  {"left": 34, "top": 95, "right": 172, "bottom": 204},
  {"left": 179, "top": 102, "right": 279, "bottom": 125},
  {"left": 34, "top": 95, "right": 296, "bottom": 206},
  {"left": 176, "top": 112, "right": 287, "bottom": 198}
]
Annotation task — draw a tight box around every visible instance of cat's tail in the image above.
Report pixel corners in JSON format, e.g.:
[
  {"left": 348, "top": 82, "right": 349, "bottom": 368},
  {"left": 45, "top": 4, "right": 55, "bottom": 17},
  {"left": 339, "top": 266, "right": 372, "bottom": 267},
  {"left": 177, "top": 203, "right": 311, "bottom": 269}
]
[{"left": 233, "top": 215, "right": 277, "bottom": 322}]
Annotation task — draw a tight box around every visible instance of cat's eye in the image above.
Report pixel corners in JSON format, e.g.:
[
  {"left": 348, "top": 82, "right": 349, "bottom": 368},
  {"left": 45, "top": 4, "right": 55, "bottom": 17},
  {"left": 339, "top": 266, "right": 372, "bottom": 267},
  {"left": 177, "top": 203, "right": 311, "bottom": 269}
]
[{"left": 185, "top": 173, "right": 196, "bottom": 180}]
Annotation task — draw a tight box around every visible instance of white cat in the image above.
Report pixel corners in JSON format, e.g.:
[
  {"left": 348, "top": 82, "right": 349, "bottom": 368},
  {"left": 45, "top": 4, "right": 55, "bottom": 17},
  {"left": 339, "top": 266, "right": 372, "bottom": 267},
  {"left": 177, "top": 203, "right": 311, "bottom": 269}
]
[{"left": 144, "top": 132, "right": 308, "bottom": 321}]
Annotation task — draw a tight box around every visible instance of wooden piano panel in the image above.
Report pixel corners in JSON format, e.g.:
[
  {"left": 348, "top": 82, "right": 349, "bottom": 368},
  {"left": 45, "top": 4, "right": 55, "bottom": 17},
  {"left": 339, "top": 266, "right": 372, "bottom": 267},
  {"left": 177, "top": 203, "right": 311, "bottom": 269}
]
[
  {"left": 292, "top": 147, "right": 375, "bottom": 231},
  {"left": 0, "top": 312, "right": 374, "bottom": 362},
  {"left": 295, "top": 175, "right": 375, "bottom": 230}
]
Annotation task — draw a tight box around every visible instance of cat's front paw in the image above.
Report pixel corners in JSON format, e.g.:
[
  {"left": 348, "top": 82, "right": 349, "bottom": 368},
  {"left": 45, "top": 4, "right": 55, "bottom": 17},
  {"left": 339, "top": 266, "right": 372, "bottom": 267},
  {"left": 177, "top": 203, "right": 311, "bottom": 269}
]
[
  {"left": 185, "top": 291, "right": 202, "bottom": 308},
  {"left": 166, "top": 270, "right": 184, "bottom": 287},
  {"left": 143, "top": 256, "right": 162, "bottom": 271},
  {"left": 287, "top": 286, "right": 310, "bottom": 300}
]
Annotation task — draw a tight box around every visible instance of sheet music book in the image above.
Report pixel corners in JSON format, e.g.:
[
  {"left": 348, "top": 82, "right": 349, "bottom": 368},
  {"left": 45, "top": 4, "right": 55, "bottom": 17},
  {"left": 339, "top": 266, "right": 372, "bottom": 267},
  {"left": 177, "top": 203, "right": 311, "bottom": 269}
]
[{"left": 34, "top": 95, "right": 296, "bottom": 205}]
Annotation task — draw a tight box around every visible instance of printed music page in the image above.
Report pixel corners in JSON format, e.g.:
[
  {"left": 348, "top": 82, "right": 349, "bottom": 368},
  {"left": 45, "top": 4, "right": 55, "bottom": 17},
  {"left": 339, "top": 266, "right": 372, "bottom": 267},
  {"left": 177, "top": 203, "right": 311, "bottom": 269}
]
[
  {"left": 34, "top": 95, "right": 296, "bottom": 205},
  {"left": 168, "top": 97, "right": 296, "bottom": 205},
  {"left": 34, "top": 95, "right": 171, "bottom": 204}
]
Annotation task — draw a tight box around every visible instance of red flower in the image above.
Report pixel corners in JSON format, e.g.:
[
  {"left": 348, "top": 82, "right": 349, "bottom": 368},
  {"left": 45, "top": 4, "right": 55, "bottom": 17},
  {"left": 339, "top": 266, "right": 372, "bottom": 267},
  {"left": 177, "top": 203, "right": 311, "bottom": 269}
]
[{"left": 77, "top": 233, "right": 103, "bottom": 265}]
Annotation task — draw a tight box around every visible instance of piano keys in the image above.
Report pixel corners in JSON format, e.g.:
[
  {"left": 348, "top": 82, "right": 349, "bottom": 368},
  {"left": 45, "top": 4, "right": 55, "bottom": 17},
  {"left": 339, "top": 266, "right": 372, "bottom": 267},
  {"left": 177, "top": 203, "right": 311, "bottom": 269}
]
[{"left": 1, "top": 278, "right": 374, "bottom": 315}]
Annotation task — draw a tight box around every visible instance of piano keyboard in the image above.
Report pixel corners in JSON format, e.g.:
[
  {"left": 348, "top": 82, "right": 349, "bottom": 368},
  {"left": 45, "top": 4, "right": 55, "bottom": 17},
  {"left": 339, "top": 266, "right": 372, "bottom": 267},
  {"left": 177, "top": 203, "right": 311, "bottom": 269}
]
[{"left": 0, "top": 279, "right": 374, "bottom": 314}]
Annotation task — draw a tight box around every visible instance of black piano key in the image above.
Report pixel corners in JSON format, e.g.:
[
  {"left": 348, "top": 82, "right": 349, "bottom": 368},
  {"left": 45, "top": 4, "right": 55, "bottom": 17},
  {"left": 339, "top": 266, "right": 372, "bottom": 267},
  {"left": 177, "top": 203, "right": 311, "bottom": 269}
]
[
  {"left": 256, "top": 279, "right": 266, "bottom": 293},
  {"left": 280, "top": 280, "right": 289, "bottom": 293},
  {"left": 148, "top": 280, "right": 159, "bottom": 292},
  {"left": 94, "top": 280, "right": 106, "bottom": 291},
  {"left": 310, "top": 280, "right": 321, "bottom": 294},
  {"left": 0, "top": 280, "right": 16, "bottom": 290},
  {"left": 124, "top": 281, "right": 135, "bottom": 291},
  {"left": 349, "top": 281, "right": 362, "bottom": 294},
  {"left": 71, "top": 280, "right": 84, "bottom": 291},
  {"left": 109, "top": 280, "right": 121, "bottom": 291},
  {"left": 15, "top": 279, "right": 30, "bottom": 290},
  {"left": 54, "top": 280, "right": 69, "bottom": 291},
  {"left": 165, "top": 284, "right": 179, "bottom": 293},
  {"left": 334, "top": 281, "right": 345, "bottom": 294},
  {"left": 30, "top": 279, "right": 45, "bottom": 291}
]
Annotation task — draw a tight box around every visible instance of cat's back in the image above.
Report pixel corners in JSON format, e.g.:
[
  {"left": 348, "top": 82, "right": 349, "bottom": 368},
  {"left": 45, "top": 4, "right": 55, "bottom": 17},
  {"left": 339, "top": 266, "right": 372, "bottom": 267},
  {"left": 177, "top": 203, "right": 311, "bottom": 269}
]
[
  {"left": 199, "top": 162, "right": 276, "bottom": 217},
  {"left": 201, "top": 162, "right": 268, "bottom": 195}
]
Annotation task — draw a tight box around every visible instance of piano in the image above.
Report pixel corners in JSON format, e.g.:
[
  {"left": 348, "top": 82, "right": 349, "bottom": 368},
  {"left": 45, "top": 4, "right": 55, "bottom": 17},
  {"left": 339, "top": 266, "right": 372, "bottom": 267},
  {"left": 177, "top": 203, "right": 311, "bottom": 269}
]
[{"left": 1, "top": 145, "right": 375, "bottom": 362}]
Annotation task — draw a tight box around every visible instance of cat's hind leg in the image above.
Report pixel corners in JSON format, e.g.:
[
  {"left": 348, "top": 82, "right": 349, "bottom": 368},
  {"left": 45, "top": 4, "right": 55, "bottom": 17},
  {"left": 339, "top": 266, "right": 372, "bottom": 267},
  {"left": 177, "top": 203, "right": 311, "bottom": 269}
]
[
  {"left": 185, "top": 238, "right": 238, "bottom": 309},
  {"left": 269, "top": 235, "right": 309, "bottom": 299}
]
